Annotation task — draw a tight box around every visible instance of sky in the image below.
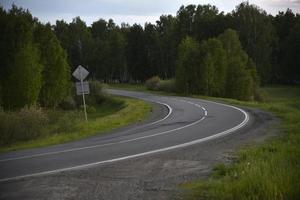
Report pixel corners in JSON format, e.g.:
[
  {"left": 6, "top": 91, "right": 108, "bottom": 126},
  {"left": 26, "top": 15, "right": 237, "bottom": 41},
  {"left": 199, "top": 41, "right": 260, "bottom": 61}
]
[{"left": 1, "top": 0, "right": 300, "bottom": 26}]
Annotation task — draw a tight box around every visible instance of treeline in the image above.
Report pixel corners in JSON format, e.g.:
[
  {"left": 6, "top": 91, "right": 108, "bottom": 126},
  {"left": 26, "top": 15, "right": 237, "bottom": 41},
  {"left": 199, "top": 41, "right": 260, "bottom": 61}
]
[
  {"left": 0, "top": 6, "right": 70, "bottom": 109},
  {"left": 1, "top": 2, "right": 300, "bottom": 108},
  {"left": 176, "top": 30, "right": 259, "bottom": 100},
  {"left": 52, "top": 2, "right": 300, "bottom": 86}
]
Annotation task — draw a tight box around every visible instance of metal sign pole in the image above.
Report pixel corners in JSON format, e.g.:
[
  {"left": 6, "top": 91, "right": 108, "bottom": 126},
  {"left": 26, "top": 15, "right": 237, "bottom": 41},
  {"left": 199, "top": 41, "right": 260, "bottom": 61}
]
[{"left": 80, "top": 70, "right": 88, "bottom": 121}]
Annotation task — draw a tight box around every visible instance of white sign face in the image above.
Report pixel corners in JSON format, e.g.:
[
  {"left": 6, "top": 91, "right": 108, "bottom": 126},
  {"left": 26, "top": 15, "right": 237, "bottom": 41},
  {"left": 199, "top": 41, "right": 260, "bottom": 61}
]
[
  {"left": 76, "top": 81, "right": 90, "bottom": 95},
  {"left": 72, "top": 65, "right": 89, "bottom": 81}
]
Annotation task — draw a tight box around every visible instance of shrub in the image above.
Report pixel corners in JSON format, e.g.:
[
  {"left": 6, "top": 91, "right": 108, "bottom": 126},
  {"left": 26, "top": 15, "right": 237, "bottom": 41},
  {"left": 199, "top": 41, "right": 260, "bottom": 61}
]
[
  {"left": 145, "top": 76, "right": 161, "bottom": 90},
  {"left": 74, "top": 81, "right": 106, "bottom": 106},
  {"left": 0, "top": 105, "right": 48, "bottom": 145},
  {"left": 254, "top": 86, "right": 268, "bottom": 102},
  {"left": 52, "top": 111, "right": 81, "bottom": 133},
  {"left": 157, "top": 79, "right": 176, "bottom": 93},
  {"left": 59, "top": 96, "right": 76, "bottom": 110},
  {"left": 89, "top": 81, "right": 106, "bottom": 104}
]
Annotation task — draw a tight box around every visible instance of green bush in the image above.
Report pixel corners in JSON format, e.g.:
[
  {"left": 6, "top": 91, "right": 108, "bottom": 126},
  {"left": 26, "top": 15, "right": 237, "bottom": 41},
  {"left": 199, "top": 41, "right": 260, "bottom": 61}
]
[
  {"left": 0, "top": 106, "right": 48, "bottom": 145},
  {"left": 50, "top": 111, "right": 81, "bottom": 133},
  {"left": 59, "top": 96, "right": 76, "bottom": 110},
  {"left": 145, "top": 76, "right": 176, "bottom": 93},
  {"left": 145, "top": 76, "right": 161, "bottom": 90},
  {"left": 89, "top": 81, "right": 106, "bottom": 104},
  {"left": 158, "top": 79, "right": 176, "bottom": 93}
]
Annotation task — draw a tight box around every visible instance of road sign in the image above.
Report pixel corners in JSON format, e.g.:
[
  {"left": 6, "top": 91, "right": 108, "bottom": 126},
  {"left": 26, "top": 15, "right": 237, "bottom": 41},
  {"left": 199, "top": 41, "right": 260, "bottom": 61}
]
[
  {"left": 72, "top": 65, "right": 89, "bottom": 121},
  {"left": 76, "top": 81, "right": 90, "bottom": 95},
  {"left": 72, "top": 65, "right": 89, "bottom": 81}
]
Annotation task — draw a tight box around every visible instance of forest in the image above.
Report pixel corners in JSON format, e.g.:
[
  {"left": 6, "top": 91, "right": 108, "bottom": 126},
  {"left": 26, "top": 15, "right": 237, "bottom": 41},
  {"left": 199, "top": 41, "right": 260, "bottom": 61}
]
[{"left": 0, "top": 2, "right": 300, "bottom": 109}]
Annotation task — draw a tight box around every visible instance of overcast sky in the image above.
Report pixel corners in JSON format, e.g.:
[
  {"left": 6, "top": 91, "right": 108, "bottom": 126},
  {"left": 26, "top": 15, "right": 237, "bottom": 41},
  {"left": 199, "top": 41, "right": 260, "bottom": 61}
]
[{"left": 1, "top": 0, "right": 300, "bottom": 26}]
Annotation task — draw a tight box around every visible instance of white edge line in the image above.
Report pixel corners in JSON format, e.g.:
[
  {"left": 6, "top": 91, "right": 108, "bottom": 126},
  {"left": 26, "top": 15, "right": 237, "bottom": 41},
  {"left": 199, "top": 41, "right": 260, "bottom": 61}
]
[
  {"left": 0, "top": 99, "right": 248, "bottom": 183},
  {"left": 0, "top": 101, "right": 173, "bottom": 163}
]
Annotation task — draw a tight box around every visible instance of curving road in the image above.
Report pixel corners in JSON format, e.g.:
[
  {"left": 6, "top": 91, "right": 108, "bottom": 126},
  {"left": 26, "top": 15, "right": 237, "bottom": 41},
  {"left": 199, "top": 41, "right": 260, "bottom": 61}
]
[{"left": 0, "top": 89, "right": 249, "bottom": 182}]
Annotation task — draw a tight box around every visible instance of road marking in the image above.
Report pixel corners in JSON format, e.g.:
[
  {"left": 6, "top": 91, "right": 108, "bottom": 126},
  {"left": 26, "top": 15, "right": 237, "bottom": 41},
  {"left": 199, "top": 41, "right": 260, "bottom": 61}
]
[
  {"left": 0, "top": 101, "right": 173, "bottom": 163},
  {"left": 0, "top": 100, "right": 205, "bottom": 163},
  {"left": 0, "top": 98, "right": 248, "bottom": 183},
  {"left": 0, "top": 94, "right": 249, "bottom": 182},
  {"left": 0, "top": 99, "right": 207, "bottom": 163}
]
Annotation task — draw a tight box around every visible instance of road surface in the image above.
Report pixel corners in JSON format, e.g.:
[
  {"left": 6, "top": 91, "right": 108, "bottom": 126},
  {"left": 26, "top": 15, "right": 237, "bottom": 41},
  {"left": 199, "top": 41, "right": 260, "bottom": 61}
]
[{"left": 0, "top": 89, "right": 249, "bottom": 182}]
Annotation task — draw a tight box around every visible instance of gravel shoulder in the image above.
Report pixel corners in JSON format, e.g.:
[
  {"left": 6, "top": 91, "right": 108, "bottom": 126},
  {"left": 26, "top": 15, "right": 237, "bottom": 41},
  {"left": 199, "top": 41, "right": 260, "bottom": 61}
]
[{"left": 0, "top": 104, "right": 277, "bottom": 200}]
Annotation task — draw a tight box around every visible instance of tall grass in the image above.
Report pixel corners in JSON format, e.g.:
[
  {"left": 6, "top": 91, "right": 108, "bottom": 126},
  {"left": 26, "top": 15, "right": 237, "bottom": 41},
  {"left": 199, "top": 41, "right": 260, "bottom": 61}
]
[
  {"left": 0, "top": 96, "right": 151, "bottom": 152},
  {"left": 0, "top": 106, "right": 48, "bottom": 145},
  {"left": 183, "top": 86, "right": 300, "bottom": 199}
]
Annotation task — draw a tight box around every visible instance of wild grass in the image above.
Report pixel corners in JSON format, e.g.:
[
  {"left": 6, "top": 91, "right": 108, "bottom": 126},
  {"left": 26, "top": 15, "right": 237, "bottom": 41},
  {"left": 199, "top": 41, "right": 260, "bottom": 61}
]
[
  {"left": 182, "top": 86, "right": 300, "bottom": 200},
  {"left": 0, "top": 96, "right": 151, "bottom": 153},
  {"left": 108, "top": 83, "right": 300, "bottom": 199}
]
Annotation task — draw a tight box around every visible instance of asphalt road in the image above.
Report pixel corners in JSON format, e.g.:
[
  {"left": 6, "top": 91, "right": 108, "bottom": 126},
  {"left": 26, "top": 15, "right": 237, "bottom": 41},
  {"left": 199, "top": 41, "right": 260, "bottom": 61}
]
[{"left": 0, "top": 89, "right": 249, "bottom": 183}]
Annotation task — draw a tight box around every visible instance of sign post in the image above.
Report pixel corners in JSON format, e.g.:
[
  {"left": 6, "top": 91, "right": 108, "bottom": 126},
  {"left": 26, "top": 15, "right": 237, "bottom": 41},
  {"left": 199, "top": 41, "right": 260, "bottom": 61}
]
[{"left": 72, "top": 65, "right": 89, "bottom": 121}]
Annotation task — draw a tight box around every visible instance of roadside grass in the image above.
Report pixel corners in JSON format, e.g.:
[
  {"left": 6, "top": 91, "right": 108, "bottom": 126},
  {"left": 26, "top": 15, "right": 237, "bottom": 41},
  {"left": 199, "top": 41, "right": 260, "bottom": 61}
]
[
  {"left": 108, "top": 83, "right": 180, "bottom": 96},
  {"left": 181, "top": 86, "right": 300, "bottom": 200},
  {"left": 0, "top": 96, "right": 151, "bottom": 153},
  {"left": 108, "top": 83, "right": 147, "bottom": 91},
  {"left": 108, "top": 83, "right": 300, "bottom": 199}
]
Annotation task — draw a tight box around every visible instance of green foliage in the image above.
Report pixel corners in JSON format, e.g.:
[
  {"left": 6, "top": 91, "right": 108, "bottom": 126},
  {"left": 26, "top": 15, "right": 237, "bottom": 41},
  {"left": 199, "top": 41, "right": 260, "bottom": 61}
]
[
  {"left": 85, "top": 81, "right": 106, "bottom": 105},
  {"left": 34, "top": 24, "right": 71, "bottom": 107},
  {"left": 233, "top": 2, "right": 274, "bottom": 84},
  {"left": 176, "top": 36, "right": 201, "bottom": 94},
  {"left": 0, "top": 6, "right": 70, "bottom": 109},
  {"left": 199, "top": 38, "right": 227, "bottom": 96},
  {"left": 90, "top": 19, "right": 127, "bottom": 82},
  {"left": 0, "top": 6, "right": 43, "bottom": 109},
  {"left": 0, "top": 97, "right": 151, "bottom": 153},
  {"left": 145, "top": 76, "right": 161, "bottom": 90},
  {"left": 218, "top": 29, "right": 257, "bottom": 100},
  {"left": 59, "top": 96, "right": 77, "bottom": 110},
  {"left": 0, "top": 106, "right": 48, "bottom": 145},
  {"left": 281, "top": 20, "right": 300, "bottom": 84},
  {"left": 183, "top": 86, "right": 300, "bottom": 200},
  {"left": 145, "top": 76, "right": 176, "bottom": 93},
  {"left": 158, "top": 79, "right": 176, "bottom": 93},
  {"left": 3, "top": 42, "right": 43, "bottom": 108},
  {"left": 175, "top": 29, "right": 258, "bottom": 100}
]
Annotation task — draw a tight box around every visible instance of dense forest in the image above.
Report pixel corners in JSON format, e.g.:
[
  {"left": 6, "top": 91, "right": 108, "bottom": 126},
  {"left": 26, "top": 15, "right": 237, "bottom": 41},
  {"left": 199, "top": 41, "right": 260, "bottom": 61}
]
[{"left": 0, "top": 2, "right": 300, "bottom": 108}]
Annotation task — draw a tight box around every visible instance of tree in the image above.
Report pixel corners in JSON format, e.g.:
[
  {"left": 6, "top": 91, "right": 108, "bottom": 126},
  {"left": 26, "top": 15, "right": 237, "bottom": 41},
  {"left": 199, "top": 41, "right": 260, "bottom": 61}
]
[
  {"left": 176, "top": 5, "right": 196, "bottom": 45},
  {"left": 125, "top": 24, "right": 147, "bottom": 82},
  {"left": 273, "top": 9, "right": 299, "bottom": 83},
  {"left": 218, "top": 29, "right": 256, "bottom": 100},
  {"left": 176, "top": 36, "right": 201, "bottom": 94},
  {"left": 156, "top": 15, "right": 177, "bottom": 78},
  {"left": 281, "top": 19, "right": 300, "bottom": 84},
  {"left": 58, "top": 17, "right": 94, "bottom": 71},
  {"left": 3, "top": 42, "right": 42, "bottom": 109},
  {"left": 90, "top": 19, "right": 127, "bottom": 82},
  {"left": 233, "top": 2, "right": 274, "bottom": 84},
  {"left": 34, "top": 23, "right": 70, "bottom": 107},
  {"left": 193, "top": 4, "right": 219, "bottom": 41},
  {"left": 0, "top": 6, "right": 43, "bottom": 109},
  {"left": 199, "top": 38, "right": 227, "bottom": 96}
]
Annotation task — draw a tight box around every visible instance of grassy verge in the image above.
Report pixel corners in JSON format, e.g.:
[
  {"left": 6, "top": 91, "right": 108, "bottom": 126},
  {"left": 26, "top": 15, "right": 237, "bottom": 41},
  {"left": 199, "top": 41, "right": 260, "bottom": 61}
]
[
  {"left": 108, "top": 83, "right": 147, "bottom": 91},
  {"left": 109, "top": 83, "right": 300, "bottom": 199},
  {"left": 182, "top": 86, "right": 300, "bottom": 199},
  {"left": 0, "top": 96, "right": 151, "bottom": 153}
]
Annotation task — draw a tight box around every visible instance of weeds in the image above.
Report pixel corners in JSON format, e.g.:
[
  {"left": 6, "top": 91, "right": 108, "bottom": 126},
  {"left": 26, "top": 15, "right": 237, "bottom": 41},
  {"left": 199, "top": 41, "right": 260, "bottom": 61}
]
[{"left": 183, "top": 86, "right": 300, "bottom": 200}]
